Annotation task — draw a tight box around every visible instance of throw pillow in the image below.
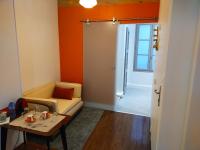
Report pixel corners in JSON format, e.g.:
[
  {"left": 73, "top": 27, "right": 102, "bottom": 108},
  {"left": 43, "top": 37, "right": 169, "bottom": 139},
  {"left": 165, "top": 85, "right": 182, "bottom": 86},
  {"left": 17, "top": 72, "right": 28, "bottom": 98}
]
[{"left": 52, "top": 87, "right": 74, "bottom": 100}]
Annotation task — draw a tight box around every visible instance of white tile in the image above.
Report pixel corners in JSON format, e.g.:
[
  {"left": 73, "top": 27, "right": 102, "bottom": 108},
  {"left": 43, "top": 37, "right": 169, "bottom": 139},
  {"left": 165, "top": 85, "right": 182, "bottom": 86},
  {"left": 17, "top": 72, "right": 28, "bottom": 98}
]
[{"left": 115, "top": 86, "right": 152, "bottom": 117}]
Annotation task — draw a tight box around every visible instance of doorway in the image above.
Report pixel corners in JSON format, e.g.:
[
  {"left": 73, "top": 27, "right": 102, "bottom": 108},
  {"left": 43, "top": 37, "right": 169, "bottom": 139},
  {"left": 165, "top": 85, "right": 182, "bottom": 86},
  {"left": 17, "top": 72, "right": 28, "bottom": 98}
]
[
  {"left": 123, "top": 27, "right": 130, "bottom": 94},
  {"left": 115, "top": 24, "right": 156, "bottom": 117}
]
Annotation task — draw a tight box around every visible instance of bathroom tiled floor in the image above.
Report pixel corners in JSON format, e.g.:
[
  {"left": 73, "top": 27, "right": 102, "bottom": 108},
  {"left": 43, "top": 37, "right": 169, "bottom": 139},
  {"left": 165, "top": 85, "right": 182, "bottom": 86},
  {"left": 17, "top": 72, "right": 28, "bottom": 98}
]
[{"left": 115, "top": 86, "right": 152, "bottom": 117}]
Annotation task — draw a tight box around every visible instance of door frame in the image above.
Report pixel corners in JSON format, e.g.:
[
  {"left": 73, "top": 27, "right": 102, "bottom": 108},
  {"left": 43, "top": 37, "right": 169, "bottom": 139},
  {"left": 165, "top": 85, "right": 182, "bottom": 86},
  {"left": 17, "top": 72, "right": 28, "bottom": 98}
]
[{"left": 123, "top": 27, "right": 130, "bottom": 94}]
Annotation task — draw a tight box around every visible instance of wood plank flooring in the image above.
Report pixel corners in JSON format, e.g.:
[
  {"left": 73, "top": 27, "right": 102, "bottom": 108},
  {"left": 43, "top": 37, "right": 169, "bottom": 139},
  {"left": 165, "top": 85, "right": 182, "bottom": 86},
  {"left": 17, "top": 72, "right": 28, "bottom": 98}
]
[
  {"left": 15, "top": 142, "right": 57, "bottom": 150},
  {"left": 84, "top": 111, "right": 151, "bottom": 150}
]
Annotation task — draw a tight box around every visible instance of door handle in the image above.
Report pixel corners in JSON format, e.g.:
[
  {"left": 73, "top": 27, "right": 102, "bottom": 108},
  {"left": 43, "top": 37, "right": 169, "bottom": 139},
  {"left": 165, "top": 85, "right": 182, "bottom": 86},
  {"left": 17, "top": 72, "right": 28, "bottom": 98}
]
[
  {"left": 154, "top": 86, "right": 162, "bottom": 107},
  {"left": 154, "top": 89, "right": 160, "bottom": 95}
]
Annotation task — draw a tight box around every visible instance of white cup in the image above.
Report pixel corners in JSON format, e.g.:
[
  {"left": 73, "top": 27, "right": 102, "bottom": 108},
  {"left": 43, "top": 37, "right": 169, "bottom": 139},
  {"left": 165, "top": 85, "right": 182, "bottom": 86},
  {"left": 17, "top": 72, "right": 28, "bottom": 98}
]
[
  {"left": 27, "top": 114, "right": 34, "bottom": 122},
  {"left": 42, "top": 111, "right": 48, "bottom": 119}
]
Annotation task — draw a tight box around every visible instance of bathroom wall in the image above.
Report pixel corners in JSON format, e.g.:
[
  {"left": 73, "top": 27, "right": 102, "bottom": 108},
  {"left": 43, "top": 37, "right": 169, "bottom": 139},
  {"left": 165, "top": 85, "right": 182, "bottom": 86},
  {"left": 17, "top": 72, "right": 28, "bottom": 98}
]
[
  {"left": 115, "top": 24, "right": 154, "bottom": 96},
  {"left": 127, "top": 24, "right": 154, "bottom": 88}
]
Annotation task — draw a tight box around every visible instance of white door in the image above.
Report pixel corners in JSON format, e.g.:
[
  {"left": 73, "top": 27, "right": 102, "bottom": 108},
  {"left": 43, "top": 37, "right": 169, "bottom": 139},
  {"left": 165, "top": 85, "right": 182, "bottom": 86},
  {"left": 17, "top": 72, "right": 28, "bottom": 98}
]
[
  {"left": 150, "top": 0, "right": 172, "bottom": 148},
  {"left": 150, "top": 34, "right": 165, "bottom": 150},
  {"left": 83, "top": 22, "right": 118, "bottom": 105},
  {"left": 150, "top": 25, "right": 168, "bottom": 150}
]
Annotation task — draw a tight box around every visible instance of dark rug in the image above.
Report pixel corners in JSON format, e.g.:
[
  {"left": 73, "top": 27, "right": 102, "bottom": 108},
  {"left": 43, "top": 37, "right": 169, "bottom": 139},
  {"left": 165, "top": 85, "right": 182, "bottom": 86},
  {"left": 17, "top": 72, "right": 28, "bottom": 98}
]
[{"left": 27, "top": 107, "right": 104, "bottom": 150}]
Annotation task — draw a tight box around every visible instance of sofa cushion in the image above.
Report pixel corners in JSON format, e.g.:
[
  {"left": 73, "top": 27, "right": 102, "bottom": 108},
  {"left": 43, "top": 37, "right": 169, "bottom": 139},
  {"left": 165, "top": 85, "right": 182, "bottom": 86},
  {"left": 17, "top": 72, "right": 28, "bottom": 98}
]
[
  {"left": 51, "top": 98, "right": 81, "bottom": 114},
  {"left": 52, "top": 87, "right": 74, "bottom": 100},
  {"left": 24, "top": 97, "right": 58, "bottom": 113}
]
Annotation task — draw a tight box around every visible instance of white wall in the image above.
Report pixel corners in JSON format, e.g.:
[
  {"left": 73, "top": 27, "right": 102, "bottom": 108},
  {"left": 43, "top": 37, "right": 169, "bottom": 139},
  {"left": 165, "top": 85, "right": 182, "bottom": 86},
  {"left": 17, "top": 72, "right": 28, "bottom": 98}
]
[
  {"left": 126, "top": 24, "right": 153, "bottom": 88},
  {"left": 156, "top": 0, "right": 200, "bottom": 149},
  {"left": 14, "top": 0, "right": 60, "bottom": 92},
  {"left": 0, "top": 1, "right": 60, "bottom": 149},
  {"left": 0, "top": 0, "right": 23, "bottom": 149},
  {"left": 128, "top": 72, "right": 153, "bottom": 88},
  {"left": 0, "top": 0, "right": 22, "bottom": 110}
]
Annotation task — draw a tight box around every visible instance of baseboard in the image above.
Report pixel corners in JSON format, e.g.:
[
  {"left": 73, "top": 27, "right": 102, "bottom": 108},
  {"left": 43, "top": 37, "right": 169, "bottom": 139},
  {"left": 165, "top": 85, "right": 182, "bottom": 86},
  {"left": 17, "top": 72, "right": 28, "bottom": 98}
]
[
  {"left": 127, "top": 83, "right": 152, "bottom": 89},
  {"left": 84, "top": 101, "right": 114, "bottom": 111}
]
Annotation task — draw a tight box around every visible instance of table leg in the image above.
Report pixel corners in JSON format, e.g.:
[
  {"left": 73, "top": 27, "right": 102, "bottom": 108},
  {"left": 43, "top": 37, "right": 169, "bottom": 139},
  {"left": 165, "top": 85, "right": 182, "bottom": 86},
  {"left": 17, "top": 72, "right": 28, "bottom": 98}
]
[
  {"left": 60, "top": 125, "right": 68, "bottom": 150},
  {"left": 46, "top": 137, "right": 50, "bottom": 150},
  {"left": 23, "top": 131, "right": 26, "bottom": 144},
  {"left": 1, "top": 127, "right": 8, "bottom": 150}
]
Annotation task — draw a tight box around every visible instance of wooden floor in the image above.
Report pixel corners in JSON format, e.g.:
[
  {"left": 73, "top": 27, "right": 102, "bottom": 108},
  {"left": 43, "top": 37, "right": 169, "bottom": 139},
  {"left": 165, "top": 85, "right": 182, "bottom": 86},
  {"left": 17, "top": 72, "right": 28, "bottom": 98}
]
[
  {"left": 15, "top": 142, "right": 57, "bottom": 150},
  {"left": 84, "top": 111, "right": 151, "bottom": 150}
]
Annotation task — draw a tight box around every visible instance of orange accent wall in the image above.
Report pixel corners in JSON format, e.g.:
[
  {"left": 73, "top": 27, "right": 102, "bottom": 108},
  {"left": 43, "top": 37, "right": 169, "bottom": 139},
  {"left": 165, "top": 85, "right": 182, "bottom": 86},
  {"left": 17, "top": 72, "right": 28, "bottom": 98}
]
[{"left": 58, "top": 3, "right": 160, "bottom": 83}]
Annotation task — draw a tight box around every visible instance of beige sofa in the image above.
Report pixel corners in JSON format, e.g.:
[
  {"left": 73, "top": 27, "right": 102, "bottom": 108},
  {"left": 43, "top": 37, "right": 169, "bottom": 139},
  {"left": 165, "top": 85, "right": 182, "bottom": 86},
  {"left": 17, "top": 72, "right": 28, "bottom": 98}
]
[{"left": 23, "top": 82, "right": 83, "bottom": 116}]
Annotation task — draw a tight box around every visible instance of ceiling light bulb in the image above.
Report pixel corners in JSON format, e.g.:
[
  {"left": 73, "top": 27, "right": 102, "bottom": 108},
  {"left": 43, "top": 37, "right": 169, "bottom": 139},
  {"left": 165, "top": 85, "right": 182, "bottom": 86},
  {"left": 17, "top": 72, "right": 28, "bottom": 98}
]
[{"left": 79, "top": 0, "right": 97, "bottom": 8}]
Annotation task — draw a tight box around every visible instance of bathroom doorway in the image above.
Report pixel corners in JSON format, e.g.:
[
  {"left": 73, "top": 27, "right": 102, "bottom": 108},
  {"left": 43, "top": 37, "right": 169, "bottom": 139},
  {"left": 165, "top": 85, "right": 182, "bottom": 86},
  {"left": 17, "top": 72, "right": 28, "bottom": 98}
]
[{"left": 115, "top": 24, "right": 157, "bottom": 117}]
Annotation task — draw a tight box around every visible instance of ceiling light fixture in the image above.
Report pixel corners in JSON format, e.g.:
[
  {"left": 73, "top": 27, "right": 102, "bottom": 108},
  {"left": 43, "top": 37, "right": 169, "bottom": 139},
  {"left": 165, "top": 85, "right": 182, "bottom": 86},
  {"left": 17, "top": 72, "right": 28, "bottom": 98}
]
[
  {"left": 86, "top": 19, "right": 91, "bottom": 25},
  {"left": 79, "top": 0, "right": 97, "bottom": 8},
  {"left": 112, "top": 17, "right": 117, "bottom": 24}
]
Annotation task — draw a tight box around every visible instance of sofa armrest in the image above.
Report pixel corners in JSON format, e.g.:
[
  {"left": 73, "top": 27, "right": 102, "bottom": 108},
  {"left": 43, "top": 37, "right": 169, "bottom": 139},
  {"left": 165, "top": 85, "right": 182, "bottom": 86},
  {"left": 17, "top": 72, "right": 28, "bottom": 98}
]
[
  {"left": 55, "top": 82, "right": 82, "bottom": 98},
  {"left": 23, "top": 97, "right": 58, "bottom": 113}
]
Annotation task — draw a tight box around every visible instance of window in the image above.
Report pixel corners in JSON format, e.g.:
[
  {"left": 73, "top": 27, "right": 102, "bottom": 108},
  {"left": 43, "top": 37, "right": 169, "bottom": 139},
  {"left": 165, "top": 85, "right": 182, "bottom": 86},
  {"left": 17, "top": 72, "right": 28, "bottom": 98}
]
[{"left": 133, "top": 24, "right": 156, "bottom": 72}]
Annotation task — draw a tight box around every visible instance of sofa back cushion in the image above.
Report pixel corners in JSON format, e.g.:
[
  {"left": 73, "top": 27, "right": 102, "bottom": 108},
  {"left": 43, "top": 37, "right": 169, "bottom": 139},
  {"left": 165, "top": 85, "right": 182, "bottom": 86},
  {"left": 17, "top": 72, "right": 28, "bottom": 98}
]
[
  {"left": 52, "top": 87, "right": 74, "bottom": 100},
  {"left": 23, "top": 83, "right": 55, "bottom": 99},
  {"left": 56, "top": 82, "right": 82, "bottom": 98}
]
